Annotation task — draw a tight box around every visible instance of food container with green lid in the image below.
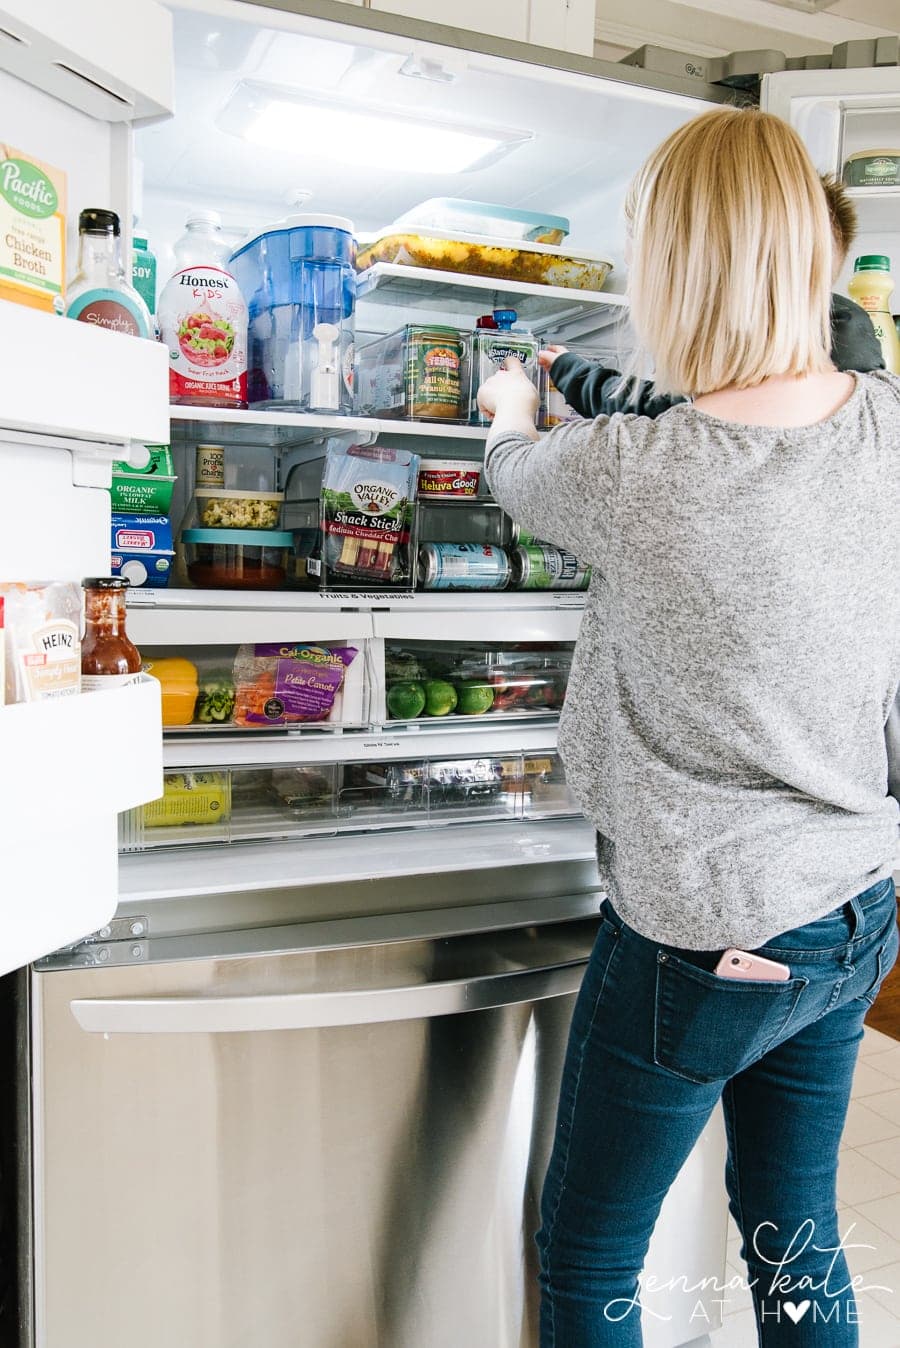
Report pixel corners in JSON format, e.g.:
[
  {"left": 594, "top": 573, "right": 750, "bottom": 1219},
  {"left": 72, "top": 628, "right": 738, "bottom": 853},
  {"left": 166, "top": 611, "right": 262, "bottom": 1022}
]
[
  {"left": 182, "top": 528, "right": 293, "bottom": 590},
  {"left": 843, "top": 150, "right": 900, "bottom": 188}
]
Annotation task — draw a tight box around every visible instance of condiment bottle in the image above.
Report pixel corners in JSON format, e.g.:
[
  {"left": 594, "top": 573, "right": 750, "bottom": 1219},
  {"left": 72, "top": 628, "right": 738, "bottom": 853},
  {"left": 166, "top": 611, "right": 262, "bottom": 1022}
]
[
  {"left": 847, "top": 255, "right": 900, "bottom": 375},
  {"left": 468, "top": 308, "right": 539, "bottom": 425},
  {"left": 66, "top": 210, "right": 153, "bottom": 338},
  {"left": 131, "top": 235, "right": 157, "bottom": 316},
  {"left": 81, "top": 578, "right": 142, "bottom": 692}
]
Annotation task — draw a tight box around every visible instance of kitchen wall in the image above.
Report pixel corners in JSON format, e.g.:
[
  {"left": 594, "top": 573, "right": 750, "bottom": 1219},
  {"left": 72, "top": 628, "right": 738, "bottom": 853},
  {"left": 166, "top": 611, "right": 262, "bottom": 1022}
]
[{"left": 593, "top": 0, "right": 900, "bottom": 64}]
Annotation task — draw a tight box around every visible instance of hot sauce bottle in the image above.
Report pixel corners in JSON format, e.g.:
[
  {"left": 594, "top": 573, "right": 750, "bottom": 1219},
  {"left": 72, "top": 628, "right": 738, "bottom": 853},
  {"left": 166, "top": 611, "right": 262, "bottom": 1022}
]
[{"left": 81, "top": 577, "right": 142, "bottom": 692}]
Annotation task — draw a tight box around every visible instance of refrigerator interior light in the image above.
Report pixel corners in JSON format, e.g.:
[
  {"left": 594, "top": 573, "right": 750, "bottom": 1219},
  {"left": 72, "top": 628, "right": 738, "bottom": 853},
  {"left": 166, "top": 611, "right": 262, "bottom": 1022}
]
[{"left": 218, "top": 80, "right": 532, "bottom": 174}]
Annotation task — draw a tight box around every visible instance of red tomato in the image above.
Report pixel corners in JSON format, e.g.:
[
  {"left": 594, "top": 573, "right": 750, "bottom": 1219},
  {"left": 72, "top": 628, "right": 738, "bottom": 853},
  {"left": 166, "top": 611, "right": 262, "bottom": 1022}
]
[
  {"left": 213, "top": 344, "right": 227, "bottom": 358},
  {"left": 187, "top": 314, "right": 203, "bottom": 329}
]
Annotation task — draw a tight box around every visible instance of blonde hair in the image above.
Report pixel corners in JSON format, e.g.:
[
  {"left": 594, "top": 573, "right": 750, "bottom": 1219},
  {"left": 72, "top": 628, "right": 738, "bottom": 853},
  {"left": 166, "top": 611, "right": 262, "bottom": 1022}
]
[{"left": 625, "top": 107, "right": 833, "bottom": 396}]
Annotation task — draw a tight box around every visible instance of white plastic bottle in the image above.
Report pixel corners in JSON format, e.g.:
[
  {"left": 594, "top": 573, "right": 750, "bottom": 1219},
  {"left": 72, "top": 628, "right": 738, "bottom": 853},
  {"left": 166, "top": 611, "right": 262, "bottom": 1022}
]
[{"left": 158, "top": 210, "right": 248, "bottom": 407}]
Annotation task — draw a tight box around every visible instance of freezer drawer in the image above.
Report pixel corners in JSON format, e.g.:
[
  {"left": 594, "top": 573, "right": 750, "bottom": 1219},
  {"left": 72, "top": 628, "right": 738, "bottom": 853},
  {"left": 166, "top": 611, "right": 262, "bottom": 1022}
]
[{"left": 29, "top": 920, "right": 724, "bottom": 1348}]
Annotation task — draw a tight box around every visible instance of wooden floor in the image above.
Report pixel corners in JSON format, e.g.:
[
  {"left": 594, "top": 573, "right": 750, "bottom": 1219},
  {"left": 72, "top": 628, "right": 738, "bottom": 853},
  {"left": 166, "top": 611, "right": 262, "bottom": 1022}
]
[{"left": 864, "top": 908, "right": 900, "bottom": 1041}]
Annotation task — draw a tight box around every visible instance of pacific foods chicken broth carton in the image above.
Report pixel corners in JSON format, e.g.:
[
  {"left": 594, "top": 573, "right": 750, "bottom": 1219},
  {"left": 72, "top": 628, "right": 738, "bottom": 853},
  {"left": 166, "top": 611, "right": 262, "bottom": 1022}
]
[{"left": 0, "top": 145, "right": 66, "bottom": 314}]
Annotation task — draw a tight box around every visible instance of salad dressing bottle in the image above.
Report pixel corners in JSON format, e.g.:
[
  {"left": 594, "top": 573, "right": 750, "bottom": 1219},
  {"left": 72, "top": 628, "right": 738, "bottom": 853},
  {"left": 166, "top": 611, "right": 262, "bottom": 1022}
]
[
  {"left": 847, "top": 255, "right": 900, "bottom": 375},
  {"left": 80, "top": 578, "right": 142, "bottom": 693},
  {"left": 66, "top": 210, "right": 152, "bottom": 338},
  {"left": 158, "top": 211, "right": 248, "bottom": 408}
]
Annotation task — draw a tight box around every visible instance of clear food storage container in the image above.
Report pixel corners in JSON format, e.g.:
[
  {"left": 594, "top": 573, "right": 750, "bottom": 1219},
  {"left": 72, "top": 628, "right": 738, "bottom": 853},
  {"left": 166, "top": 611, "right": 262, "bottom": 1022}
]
[
  {"left": 181, "top": 527, "right": 293, "bottom": 589},
  {"left": 383, "top": 641, "right": 573, "bottom": 721},
  {"left": 390, "top": 199, "right": 570, "bottom": 245},
  {"left": 229, "top": 214, "right": 357, "bottom": 412},
  {"left": 356, "top": 325, "right": 465, "bottom": 421},
  {"left": 357, "top": 229, "right": 612, "bottom": 292},
  {"left": 194, "top": 488, "right": 283, "bottom": 529}
]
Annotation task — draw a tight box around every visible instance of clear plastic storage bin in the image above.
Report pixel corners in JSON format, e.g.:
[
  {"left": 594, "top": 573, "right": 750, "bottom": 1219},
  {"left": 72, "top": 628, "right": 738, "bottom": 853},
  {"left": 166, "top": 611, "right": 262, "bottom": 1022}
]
[
  {"left": 390, "top": 198, "right": 571, "bottom": 245},
  {"left": 355, "top": 325, "right": 466, "bottom": 421},
  {"left": 118, "top": 751, "right": 579, "bottom": 851},
  {"left": 381, "top": 641, "right": 573, "bottom": 722}
]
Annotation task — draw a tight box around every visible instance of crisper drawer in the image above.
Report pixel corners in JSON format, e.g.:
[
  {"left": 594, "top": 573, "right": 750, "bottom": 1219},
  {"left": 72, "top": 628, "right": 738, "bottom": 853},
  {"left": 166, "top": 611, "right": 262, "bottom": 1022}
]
[
  {"left": 141, "top": 638, "right": 368, "bottom": 732},
  {"left": 119, "top": 752, "right": 580, "bottom": 851},
  {"left": 376, "top": 638, "right": 573, "bottom": 724}
]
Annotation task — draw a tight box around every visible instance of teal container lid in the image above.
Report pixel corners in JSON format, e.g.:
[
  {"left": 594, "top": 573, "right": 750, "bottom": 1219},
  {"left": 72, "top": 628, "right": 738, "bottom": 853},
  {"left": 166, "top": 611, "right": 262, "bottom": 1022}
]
[
  {"left": 854, "top": 254, "right": 891, "bottom": 271},
  {"left": 183, "top": 528, "right": 293, "bottom": 546},
  {"left": 133, "top": 236, "right": 149, "bottom": 250}
]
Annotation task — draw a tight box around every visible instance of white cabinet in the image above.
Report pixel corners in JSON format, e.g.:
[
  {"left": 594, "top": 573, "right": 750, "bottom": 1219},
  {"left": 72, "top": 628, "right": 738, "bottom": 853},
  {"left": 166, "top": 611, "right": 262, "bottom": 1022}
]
[{"left": 365, "top": 0, "right": 596, "bottom": 55}]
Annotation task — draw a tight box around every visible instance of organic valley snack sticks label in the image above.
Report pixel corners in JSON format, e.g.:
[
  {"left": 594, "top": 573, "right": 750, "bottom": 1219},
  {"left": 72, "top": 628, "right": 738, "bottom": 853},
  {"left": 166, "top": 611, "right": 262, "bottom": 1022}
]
[{"left": 0, "top": 145, "right": 66, "bottom": 314}]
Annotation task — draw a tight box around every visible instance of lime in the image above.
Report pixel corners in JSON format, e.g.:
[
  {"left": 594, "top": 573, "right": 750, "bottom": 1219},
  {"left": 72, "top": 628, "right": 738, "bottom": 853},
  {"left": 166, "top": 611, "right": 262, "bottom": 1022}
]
[
  {"left": 387, "top": 681, "right": 426, "bottom": 720},
  {"left": 423, "top": 679, "right": 458, "bottom": 717},
  {"left": 456, "top": 681, "right": 495, "bottom": 715}
]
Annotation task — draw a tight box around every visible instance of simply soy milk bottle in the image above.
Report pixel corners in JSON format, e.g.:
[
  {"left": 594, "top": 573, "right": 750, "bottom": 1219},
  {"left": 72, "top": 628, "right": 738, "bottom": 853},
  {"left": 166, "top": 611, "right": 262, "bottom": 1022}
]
[
  {"left": 847, "top": 254, "right": 900, "bottom": 375},
  {"left": 159, "top": 211, "right": 248, "bottom": 406}
]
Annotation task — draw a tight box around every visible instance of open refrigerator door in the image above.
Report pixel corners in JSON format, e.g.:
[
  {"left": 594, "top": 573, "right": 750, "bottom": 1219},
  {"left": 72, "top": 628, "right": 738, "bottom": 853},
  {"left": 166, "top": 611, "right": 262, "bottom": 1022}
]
[
  {"left": 762, "top": 62, "right": 900, "bottom": 352},
  {"left": 0, "top": 0, "right": 172, "bottom": 974}
]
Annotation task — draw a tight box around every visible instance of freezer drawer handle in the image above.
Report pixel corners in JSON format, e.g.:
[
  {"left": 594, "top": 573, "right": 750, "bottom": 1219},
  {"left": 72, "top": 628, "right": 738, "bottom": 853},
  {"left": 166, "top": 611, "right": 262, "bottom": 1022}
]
[{"left": 70, "top": 960, "right": 586, "bottom": 1034}]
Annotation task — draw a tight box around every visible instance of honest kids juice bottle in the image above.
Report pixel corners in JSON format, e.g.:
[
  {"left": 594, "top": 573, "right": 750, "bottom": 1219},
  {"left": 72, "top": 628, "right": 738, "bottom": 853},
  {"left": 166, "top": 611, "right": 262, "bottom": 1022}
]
[
  {"left": 158, "top": 211, "right": 248, "bottom": 407},
  {"left": 848, "top": 254, "right": 900, "bottom": 375}
]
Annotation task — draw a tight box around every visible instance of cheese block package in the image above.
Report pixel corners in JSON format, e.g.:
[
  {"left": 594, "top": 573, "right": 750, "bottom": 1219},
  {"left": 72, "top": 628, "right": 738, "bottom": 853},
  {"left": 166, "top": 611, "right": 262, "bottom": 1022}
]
[
  {"left": 0, "top": 145, "right": 67, "bottom": 314},
  {"left": 0, "top": 582, "right": 81, "bottom": 703}
]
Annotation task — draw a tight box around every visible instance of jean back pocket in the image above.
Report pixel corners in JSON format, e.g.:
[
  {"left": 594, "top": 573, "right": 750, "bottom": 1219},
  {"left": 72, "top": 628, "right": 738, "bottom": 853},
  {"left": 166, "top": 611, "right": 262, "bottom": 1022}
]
[{"left": 653, "top": 952, "right": 808, "bottom": 1084}]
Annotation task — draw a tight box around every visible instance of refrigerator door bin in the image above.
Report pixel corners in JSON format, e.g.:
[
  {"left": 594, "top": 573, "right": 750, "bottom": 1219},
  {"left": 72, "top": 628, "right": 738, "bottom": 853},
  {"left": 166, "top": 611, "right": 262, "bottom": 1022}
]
[{"left": 0, "top": 674, "right": 162, "bottom": 973}]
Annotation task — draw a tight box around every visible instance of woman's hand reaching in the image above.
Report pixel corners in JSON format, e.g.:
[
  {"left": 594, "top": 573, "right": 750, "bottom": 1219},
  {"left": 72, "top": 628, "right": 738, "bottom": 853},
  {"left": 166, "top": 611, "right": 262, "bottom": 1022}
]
[{"left": 477, "top": 355, "right": 541, "bottom": 421}]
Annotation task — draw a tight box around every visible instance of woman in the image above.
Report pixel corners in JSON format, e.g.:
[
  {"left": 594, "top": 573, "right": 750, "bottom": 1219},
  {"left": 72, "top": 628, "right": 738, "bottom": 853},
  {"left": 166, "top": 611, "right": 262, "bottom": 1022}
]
[{"left": 478, "top": 107, "right": 900, "bottom": 1347}]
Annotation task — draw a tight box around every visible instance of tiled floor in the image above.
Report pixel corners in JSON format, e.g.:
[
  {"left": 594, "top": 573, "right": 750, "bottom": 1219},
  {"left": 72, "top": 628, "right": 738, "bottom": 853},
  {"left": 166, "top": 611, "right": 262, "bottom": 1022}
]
[{"left": 714, "top": 1027, "right": 900, "bottom": 1346}]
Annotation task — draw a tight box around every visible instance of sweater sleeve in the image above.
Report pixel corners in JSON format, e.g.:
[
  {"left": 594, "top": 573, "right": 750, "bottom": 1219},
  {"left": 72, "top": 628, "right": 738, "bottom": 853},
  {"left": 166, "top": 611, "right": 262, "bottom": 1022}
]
[
  {"left": 484, "top": 418, "right": 621, "bottom": 566},
  {"left": 886, "top": 691, "right": 900, "bottom": 805},
  {"left": 550, "top": 352, "right": 687, "bottom": 420}
]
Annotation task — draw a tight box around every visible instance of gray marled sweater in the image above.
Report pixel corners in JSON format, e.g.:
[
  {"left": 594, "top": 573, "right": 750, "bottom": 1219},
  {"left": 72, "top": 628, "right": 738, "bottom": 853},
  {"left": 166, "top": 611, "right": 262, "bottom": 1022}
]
[{"left": 485, "top": 371, "right": 900, "bottom": 949}]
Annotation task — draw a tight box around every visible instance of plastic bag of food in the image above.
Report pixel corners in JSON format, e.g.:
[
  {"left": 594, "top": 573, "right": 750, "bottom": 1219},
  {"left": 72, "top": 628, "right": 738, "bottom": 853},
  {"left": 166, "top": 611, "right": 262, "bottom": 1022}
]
[
  {"left": 232, "top": 642, "right": 359, "bottom": 727},
  {"left": 320, "top": 444, "right": 418, "bottom": 585},
  {"left": 0, "top": 582, "right": 81, "bottom": 703}
]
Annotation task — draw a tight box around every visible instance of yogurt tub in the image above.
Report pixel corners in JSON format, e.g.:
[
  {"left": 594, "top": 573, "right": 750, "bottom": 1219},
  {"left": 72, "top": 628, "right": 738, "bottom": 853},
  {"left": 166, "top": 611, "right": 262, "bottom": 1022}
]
[
  {"left": 182, "top": 528, "right": 293, "bottom": 590},
  {"left": 844, "top": 150, "right": 900, "bottom": 188},
  {"left": 417, "top": 459, "right": 480, "bottom": 498}
]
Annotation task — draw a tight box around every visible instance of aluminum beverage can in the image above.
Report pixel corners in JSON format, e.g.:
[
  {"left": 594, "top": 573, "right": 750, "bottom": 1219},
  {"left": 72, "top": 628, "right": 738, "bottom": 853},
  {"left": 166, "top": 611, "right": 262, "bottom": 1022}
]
[
  {"left": 512, "top": 544, "right": 591, "bottom": 590},
  {"left": 419, "top": 543, "right": 510, "bottom": 591}
]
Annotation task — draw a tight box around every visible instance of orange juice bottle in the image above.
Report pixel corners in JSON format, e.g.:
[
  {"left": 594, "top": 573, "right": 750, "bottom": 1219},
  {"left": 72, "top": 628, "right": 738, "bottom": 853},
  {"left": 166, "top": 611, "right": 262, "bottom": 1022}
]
[{"left": 847, "top": 255, "right": 900, "bottom": 375}]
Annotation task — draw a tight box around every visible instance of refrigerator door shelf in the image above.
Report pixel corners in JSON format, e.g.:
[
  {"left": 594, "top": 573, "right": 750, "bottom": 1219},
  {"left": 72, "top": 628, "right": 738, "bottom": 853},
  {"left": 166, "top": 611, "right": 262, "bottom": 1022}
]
[
  {"left": 0, "top": 674, "right": 162, "bottom": 975},
  {"left": 0, "top": 302, "right": 169, "bottom": 468},
  {"left": 0, "top": 0, "right": 173, "bottom": 123}
]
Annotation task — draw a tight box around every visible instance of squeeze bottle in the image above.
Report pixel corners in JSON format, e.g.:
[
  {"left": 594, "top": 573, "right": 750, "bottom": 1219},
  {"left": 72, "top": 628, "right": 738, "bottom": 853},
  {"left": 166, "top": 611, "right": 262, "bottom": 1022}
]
[{"left": 847, "top": 255, "right": 900, "bottom": 375}]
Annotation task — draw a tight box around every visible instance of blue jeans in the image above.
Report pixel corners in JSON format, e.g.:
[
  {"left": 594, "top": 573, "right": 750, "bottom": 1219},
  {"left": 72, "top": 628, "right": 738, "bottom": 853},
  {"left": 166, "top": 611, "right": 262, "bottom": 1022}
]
[{"left": 537, "top": 877, "right": 900, "bottom": 1346}]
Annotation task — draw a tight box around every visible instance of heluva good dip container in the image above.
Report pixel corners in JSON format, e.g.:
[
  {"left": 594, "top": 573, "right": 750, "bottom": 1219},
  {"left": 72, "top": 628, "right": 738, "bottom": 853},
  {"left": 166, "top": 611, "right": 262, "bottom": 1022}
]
[
  {"left": 182, "top": 528, "right": 293, "bottom": 590},
  {"left": 843, "top": 150, "right": 900, "bottom": 188},
  {"left": 417, "top": 460, "right": 480, "bottom": 498},
  {"left": 194, "top": 488, "right": 283, "bottom": 529}
]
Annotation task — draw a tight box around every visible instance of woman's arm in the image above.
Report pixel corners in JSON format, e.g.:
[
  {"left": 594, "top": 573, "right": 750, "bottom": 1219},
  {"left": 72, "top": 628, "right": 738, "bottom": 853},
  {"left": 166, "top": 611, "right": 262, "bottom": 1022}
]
[{"left": 478, "top": 358, "right": 621, "bottom": 564}]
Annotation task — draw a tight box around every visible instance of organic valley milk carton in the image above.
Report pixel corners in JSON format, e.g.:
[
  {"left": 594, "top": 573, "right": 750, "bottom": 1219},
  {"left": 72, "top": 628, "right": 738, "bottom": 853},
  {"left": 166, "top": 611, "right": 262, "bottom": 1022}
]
[{"left": 0, "top": 145, "right": 66, "bottom": 314}]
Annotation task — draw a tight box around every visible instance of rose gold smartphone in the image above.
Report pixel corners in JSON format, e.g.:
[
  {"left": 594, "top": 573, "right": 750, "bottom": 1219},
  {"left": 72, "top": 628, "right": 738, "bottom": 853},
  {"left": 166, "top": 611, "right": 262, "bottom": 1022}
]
[{"left": 715, "top": 949, "right": 791, "bottom": 981}]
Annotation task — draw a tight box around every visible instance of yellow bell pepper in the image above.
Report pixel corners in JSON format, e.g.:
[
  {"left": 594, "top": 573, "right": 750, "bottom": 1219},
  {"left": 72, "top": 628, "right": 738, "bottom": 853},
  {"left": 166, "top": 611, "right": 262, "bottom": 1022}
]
[{"left": 142, "top": 656, "right": 199, "bottom": 726}]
